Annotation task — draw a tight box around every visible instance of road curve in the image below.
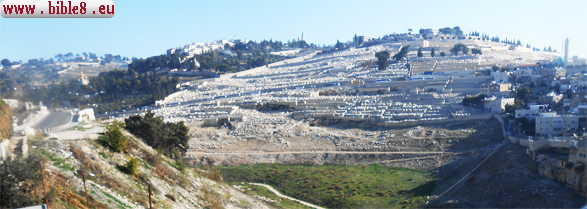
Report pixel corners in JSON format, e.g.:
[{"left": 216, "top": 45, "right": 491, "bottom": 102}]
[
  {"left": 32, "top": 111, "right": 72, "bottom": 130},
  {"left": 248, "top": 183, "right": 326, "bottom": 209}
]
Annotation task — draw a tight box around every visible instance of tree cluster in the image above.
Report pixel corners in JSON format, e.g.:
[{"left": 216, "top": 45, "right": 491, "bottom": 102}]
[
  {"left": 124, "top": 111, "right": 190, "bottom": 158},
  {"left": 439, "top": 26, "right": 463, "bottom": 36},
  {"left": 450, "top": 43, "right": 469, "bottom": 55},
  {"left": 516, "top": 87, "right": 534, "bottom": 104},
  {"left": 462, "top": 94, "right": 487, "bottom": 108},
  {"left": 25, "top": 69, "right": 179, "bottom": 113},
  {"left": 0, "top": 153, "right": 46, "bottom": 208},
  {"left": 130, "top": 41, "right": 288, "bottom": 74}
]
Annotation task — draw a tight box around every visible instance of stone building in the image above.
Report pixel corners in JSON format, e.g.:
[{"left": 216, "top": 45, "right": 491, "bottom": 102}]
[
  {"left": 535, "top": 113, "right": 582, "bottom": 136},
  {"left": 482, "top": 96, "right": 515, "bottom": 113}
]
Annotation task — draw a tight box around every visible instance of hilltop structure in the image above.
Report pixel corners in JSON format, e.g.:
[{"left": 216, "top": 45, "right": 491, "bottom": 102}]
[{"left": 79, "top": 71, "right": 89, "bottom": 85}]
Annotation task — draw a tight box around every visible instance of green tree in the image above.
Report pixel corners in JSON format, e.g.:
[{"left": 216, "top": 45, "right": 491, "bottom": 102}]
[
  {"left": 417, "top": 48, "right": 423, "bottom": 57},
  {"left": 450, "top": 45, "right": 461, "bottom": 56},
  {"left": 504, "top": 100, "right": 522, "bottom": 114},
  {"left": 375, "top": 51, "right": 390, "bottom": 70},
  {"left": 492, "top": 66, "right": 500, "bottom": 71},
  {"left": 440, "top": 52, "right": 446, "bottom": 57},
  {"left": 393, "top": 45, "right": 410, "bottom": 61},
  {"left": 125, "top": 111, "right": 190, "bottom": 156},
  {"left": 0, "top": 59, "right": 11, "bottom": 68},
  {"left": 461, "top": 46, "right": 469, "bottom": 55},
  {"left": 471, "top": 48, "right": 482, "bottom": 55},
  {"left": 462, "top": 94, "right": 487, "bottom": 108},
  {"left": 453, "top": 26, "right": 463, "bottom": 37},
  {"left": 516, "top": 87, "right": 534, "bottom": 104},
  {"left": 431, "top": 48, "right": 435, "bottom": 57},
  {"left": 0, "top": 152, "right": 47, "bottom": 208},
  {"left": 55, "top": 54, "right": 64, "bottom": 62},
  {"left": 64, "top": 52, "right": 73, "bottom": 61},
  {"left": 105, "top": 123, "right": 128, "bottom": 153},
  {"left": 450, "top": 43, "right": 469, "bottom": 55}
]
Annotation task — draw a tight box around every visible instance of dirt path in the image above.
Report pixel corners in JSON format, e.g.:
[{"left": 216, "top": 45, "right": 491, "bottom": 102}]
[
  {"left": 248, "top": 183, "right": 326, "bottom": 209},
  {"left": 379, "top": 152, "right": 462, "bottom": 164},
  {"left": 187, "top": 151, "right": 458, "bottom": 155}
]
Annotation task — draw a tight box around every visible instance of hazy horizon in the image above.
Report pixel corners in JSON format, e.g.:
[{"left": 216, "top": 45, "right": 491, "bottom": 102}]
[{"left": 1, "top": 0, "right": 585, "bottom": 62}]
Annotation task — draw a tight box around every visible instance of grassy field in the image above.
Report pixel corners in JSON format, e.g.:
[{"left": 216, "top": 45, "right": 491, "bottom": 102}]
[
  {"left": 220, "top": 164, "right": 435, "bottom": 208},
  {"left": 227, "top": 182, "right": 313, "bottom": 209}
]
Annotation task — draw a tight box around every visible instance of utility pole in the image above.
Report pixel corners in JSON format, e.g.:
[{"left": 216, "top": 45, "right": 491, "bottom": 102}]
[
  {"left": 41, "top": 166, "right": 50, "bottom": 209},
  {"left": 148, "top": 183, "right": 153, "bottom": 209},
  {"left": 82, "top": 171, "right": 90, "bottom": 209}
]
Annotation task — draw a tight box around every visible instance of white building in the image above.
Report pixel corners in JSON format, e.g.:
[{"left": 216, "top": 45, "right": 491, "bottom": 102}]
[
  {"left": 491, "top": 71, "right": 512, "bottom": 83},
  {"left": 535, "top": 113, "right": 582, "bottom": 136},
  {"left": 78, "top": 108, "right": 96, "bottom": 123},
  {"left": 515, "top": 109, "right": 539, "bottom": 119}
]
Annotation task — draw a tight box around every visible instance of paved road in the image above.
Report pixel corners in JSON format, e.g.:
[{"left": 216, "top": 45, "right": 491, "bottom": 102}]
[
  {"left": 248, "top": 183, "right": 326, "bottom": 209},
  {"left": 33, "top": 111, "right": 72, "bottom": 130}
]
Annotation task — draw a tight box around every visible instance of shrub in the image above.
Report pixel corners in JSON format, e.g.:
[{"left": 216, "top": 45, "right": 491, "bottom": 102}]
[
  {"left": 126, "top": 157, "right": 141, "bottom": 176},
  {"left": 566, "top": 162, "right": 575, "bottom": 169},
  {"left": 173, "top": 160, "right": 186, "bottom": 173},
  {"left": 575, "top": 164, "right": 585, "bottom": 172}
]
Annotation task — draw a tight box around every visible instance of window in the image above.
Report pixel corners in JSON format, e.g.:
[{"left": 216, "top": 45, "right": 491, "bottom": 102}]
[{"left": 553, "top": 128, "right": 562, "bottom": 131}]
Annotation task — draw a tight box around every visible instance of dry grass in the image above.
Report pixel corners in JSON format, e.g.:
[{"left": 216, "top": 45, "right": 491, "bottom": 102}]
[
  {"left": 34, "top": 131, "right": 46, "bottom": 138},
  {"left": 198, "top": 183, "right": 224, "bottom": 209},
  {"left": 71, "top": 145, "right": 102, "bottom": 174},
  {"left": 196, "top": 165, "right": 223, "bottom": 183},
  {"left": 69, "top": 143, "right": 148, "bottom": 208}
]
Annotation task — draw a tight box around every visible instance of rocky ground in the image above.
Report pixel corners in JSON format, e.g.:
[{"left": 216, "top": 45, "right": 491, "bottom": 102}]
[
  {"left": 429, "top": 143, "right": 586, "bottom": 208},
  {"left": 186, "top": 116, "right": 503, "bottom": 170}
]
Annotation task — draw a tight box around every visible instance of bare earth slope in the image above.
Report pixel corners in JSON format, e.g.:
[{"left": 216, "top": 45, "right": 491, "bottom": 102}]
[{"left": 429, "top": 143, "right": 586, "bottom": 208}]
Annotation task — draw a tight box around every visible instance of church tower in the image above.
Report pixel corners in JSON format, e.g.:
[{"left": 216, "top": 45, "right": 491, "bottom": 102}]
[{"left": 79, "top": 71, "right": 89, "bottom": 85}]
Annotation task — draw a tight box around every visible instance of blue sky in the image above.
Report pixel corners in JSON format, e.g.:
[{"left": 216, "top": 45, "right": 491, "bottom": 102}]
[{"left": 1, "top": 0, "right": 585, "bottom": 62}]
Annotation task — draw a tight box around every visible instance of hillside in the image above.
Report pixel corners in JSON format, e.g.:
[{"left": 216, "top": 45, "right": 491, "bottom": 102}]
[
  {"left": 0, "top": 99, "right": 12, "bottom": 139},
  {"left": 429, "top": 143, "right": 586, "bottom": 208},
  {"left": 2, "top": 129, "right": 271, "bottom": 209}
]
